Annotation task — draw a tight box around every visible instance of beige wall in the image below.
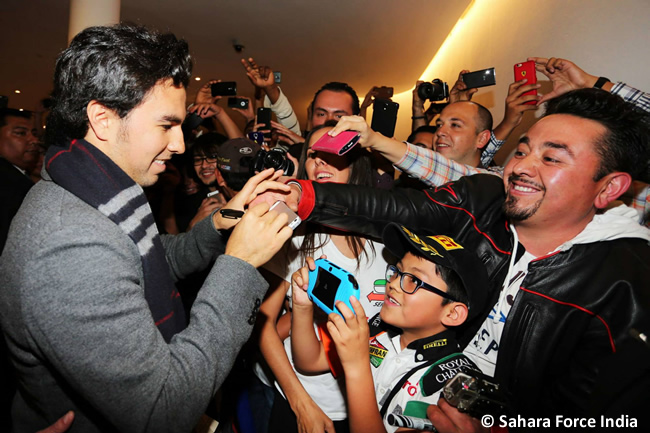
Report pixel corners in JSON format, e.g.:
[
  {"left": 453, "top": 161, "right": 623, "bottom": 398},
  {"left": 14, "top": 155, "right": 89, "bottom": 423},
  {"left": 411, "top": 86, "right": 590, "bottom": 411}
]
[{"left": 384, "top": 0, "right": 650, "bottom": 164}]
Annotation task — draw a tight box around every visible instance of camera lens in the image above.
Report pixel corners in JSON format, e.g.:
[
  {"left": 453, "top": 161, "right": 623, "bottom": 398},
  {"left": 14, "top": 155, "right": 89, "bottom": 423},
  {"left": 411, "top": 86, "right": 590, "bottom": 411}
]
[
  {"left": 417, "top": 82, "right": 433, "bottom": 101},
  {"left": 264, "top": 151, "right": 284, "bottom": 169}
]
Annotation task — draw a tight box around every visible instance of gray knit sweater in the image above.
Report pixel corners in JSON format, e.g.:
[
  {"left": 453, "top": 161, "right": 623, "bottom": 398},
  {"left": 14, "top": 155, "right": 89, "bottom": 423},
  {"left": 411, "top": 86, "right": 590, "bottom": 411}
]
[{"left": 0, "top": 172, "right": 268, "bottom": 432}]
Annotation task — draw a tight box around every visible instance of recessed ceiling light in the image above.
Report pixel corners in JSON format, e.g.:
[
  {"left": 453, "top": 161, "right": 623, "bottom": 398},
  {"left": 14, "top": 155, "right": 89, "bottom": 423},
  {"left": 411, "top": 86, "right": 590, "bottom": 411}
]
[
  {"left": 18, "top": 108, "right": 24, "bottom": 111},
  {"left": 195, "top": 77, "right": 201, "bottom": 81},
  {"left": 14, "top": 90, "right": 21, "bottom": 94}
]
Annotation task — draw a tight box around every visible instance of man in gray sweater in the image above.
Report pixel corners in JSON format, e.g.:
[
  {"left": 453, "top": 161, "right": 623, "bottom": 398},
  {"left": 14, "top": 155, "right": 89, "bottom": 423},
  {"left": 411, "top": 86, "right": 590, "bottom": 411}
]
[{"left": 0, "top": 24, "right": 294, "bottom": 432}]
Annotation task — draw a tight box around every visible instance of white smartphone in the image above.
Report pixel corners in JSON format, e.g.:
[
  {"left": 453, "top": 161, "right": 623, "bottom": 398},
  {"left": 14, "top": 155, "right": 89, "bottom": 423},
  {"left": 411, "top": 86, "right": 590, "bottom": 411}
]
[
  {"left": 270, "top": 200, "right": 301, "bottom": 230},
  {"left": 207, "top": 190, "right": 221, "bottom": 198}
]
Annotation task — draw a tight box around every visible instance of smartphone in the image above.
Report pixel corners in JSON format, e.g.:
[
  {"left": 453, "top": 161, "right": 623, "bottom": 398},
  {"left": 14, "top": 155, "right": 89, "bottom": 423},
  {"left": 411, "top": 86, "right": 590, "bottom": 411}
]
[
  {"left": 375, "top": 86, "right": 394, "bottom": 99},
  {"left": 206, "top": 190, "right": 221, "bottom": 198},
  {"left": 273, "top": 71, "right": 282, "bottom": 83},
  {"left": 269, "top": 200, "right": 301, "bottom": 230},
  {"left": 307, "top": 258, "right": 360, "bottom": 317},
  {"left": 211, "top": 81, "right": 237, "bottom": 97},
  {"left": 227, "top": 97, "right": 249, "bottom": 109},
  {"left": 311, "top": 130, "right": 361, "bottom": 156},
  {"left": 514, "top": 61, "right": 538, "bottom": 105},
  {"left": 256, "top": 107, "right": 272, "bottom": 137},
  {"left": 371, "top": 99, "right": 399, "bottom": 138},
  {"left": 462, "top": 67, "right": 496, "bottom": 89}
]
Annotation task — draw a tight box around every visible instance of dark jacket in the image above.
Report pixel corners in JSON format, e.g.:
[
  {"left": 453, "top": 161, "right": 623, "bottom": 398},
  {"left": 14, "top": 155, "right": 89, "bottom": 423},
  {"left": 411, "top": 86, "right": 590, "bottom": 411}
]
[
  {"left": 296, "top": 174, "right": 650, "bottom": 421},
  {"left": 0, "top": 157, "right": 34, "bottom": 253}
]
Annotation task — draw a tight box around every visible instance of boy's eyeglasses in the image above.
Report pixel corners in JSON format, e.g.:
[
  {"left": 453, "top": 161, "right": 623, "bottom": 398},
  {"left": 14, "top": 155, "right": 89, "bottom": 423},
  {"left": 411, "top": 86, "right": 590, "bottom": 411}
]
[
  {"left": 193, "top": 154, "right": 218, "bottom": 165},
  {"left": 385, "top": 264, "right": 459, "bottom": 302}
]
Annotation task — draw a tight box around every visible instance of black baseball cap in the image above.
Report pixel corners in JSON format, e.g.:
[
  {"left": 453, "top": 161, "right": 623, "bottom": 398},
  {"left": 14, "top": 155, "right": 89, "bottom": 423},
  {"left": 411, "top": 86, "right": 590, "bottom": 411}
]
[
  {"left": 382, "top": 223, "right": 488, "bottom": 320},
  {"left": 217, "top": 138, "right": 260, "bottom": 174}
]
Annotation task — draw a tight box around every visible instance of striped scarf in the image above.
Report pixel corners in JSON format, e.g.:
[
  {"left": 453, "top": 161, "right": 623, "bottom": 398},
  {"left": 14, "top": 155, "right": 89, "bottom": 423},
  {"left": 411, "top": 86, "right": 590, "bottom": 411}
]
[{"left": 45, "top": 139, "right": 186, "bottom": 342}]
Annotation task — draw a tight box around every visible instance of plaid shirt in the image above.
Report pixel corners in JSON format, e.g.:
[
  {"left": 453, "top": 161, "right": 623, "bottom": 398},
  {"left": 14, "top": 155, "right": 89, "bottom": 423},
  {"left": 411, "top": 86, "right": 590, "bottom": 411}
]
[
  {"left": 395, "top": 138, "right": 503, "bottom": 187},
  {"left": 612, "top": 82, "right": 650, "bottom": 112}
]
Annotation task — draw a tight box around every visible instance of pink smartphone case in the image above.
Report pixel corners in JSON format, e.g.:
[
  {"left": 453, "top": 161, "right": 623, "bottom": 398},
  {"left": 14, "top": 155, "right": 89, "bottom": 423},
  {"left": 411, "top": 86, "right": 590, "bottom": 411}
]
[{"left": 311, "top": 131, "right": 361, "bottom": 156}]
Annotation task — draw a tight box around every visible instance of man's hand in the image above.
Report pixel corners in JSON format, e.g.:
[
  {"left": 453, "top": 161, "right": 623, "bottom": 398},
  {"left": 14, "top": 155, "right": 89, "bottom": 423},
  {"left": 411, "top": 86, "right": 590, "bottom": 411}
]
[
  {"left": 189, "top": 102, "right": 222, "bottom": 118},
  {"left": 212, "top": 168, "right": 291, "bottom": 231},
  {"left": 224, "top": 201, "right": 293, "bottom": 268},
  {"left": 241, "top": 57, "right": 276, "bottom": 88},
  {"left": 241, "top": 57, "right": 281, "bottom": 104},
  {"left": 231, "top": 96, "right": 255, "bottom": 123},
  {"left": 493, "top": 78, "right": 541, "bottom": 141},
  {"left": 449, "top": 70, "right": 478, "bottom": 104},
  {"left": 326, "top": 298, "right": 369, "bottom": 373},
  {"left": 272, "top": 120, "right": 304, "bottom": 145},
  {"left": 528, "top": 57, "right": 600, "bottom": 104},
  {"left": 36, "top": 411, "right": 74, "bottom": 433},
  {"left": 413, "top": 80, "right": 427, "bottom": 115},
  {"left": 249, "top": 180, "right": 301, "bottom": 211},
  {"left": 194, "top": 79, "right": 222, "bottom": 105},
  {"left": 328, "top": 115, "right": 378, "bottom": 149},
  {"left": 188, "top": 195, "right": 226, "bottom": 230},
  {"left": 427, "top": 398, "right": 489, "bottom": 433},
  {"left": 360, "top": 86, "right": 379, "bottom": 118}
]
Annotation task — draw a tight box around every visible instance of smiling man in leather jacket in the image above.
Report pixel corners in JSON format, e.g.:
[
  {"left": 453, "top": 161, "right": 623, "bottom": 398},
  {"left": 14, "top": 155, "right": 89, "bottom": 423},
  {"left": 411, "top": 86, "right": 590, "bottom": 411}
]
[{"left": 260, "top": 88, "right": 650, "bottom": 430}]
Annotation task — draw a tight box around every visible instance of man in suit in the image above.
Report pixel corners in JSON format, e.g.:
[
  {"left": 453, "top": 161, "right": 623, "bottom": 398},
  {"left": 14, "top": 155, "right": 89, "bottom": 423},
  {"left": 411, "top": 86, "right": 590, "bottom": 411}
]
[{"left": 0, "top": 108, "right": 39, "bottom": 253}]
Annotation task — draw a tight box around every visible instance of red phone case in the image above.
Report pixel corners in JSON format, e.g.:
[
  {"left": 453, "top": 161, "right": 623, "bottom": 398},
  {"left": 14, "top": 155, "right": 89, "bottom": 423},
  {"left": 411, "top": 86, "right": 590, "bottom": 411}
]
[
  {"left": 311, "top": 130, "right": 361, "bottom": 156},
  {"left": 514, "top": 61, "right": 538, "bottom": 105}
]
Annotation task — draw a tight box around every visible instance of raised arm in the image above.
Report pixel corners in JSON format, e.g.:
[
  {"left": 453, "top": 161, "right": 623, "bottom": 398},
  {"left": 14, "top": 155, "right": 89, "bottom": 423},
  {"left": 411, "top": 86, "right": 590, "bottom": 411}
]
[{"left": 290, "top": 259, "right": 330, "bottom": 373}]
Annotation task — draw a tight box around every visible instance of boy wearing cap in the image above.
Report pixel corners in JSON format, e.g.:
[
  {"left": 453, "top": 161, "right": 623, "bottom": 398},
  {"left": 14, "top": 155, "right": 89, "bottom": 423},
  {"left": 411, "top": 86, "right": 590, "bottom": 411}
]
[{"left": 290, "top": 223, "right": 487, "bottom": 433}]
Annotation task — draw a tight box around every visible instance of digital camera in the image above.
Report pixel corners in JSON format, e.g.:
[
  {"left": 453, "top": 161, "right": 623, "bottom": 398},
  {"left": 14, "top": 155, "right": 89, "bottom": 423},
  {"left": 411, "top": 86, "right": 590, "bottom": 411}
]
[
  {"left": 251, "top": 148, "right": 295, "bottom": 176},
  {"left": 417, "top": 79, "right": 449, "bottom": 102},
  {"left": 443, "top": 370, "right": 510, "bottom": 418}
]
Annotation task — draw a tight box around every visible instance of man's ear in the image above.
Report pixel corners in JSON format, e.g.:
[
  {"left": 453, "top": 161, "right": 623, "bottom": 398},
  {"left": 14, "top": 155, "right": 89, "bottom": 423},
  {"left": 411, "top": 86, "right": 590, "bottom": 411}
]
[
  {"left": 86, "top": 101, "right": 115, "bottom": 142},
  {"left": 475, "top": 129, "right": 491, "bottom": 150},
  {"left": 441, "top": 302, "right": 469, "bottom": 327},
  {"left": 594, "top": 171, "right": 632, "bottom": 209}
]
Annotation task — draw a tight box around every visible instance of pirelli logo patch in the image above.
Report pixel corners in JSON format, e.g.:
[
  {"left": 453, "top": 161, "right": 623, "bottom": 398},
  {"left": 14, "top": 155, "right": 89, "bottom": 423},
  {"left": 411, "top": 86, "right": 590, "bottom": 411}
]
[
  {"left": 423, "top": 338, "right": 448, "bottom": 350},
  {"left": 428, "top": 235, "right": 463, "bottom": 251},
  {"left": 369, "top": 337, "right": 387, "bottom": 368}
]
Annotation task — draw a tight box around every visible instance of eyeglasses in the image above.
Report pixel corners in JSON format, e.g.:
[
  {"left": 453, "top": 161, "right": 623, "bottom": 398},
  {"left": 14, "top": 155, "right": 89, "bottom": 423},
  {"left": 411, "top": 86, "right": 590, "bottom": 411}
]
[
  {"left": 193, "top": 154, "right": 218, "bottom": 165},
  {"left": 385, "top": 264, "right": 458, "bottom": 301}
]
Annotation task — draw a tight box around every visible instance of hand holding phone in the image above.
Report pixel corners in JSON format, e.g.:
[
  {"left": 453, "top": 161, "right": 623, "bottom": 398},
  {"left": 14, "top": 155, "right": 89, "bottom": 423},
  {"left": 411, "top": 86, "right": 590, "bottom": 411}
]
[
  {"left": 514, "top": 61, "right": 538, "bottom": 105},
  {"left": 269, "top": 200, "right": 301, "bottom": 230},
  {"left": 211, "top": 81, "right": 237, "bottom": 97},
  {"left": 311, "top": 130, "right": 361, "bottom": 156},
  {"left": 462, "top": 67, "right": 496, "bottom": 89}
]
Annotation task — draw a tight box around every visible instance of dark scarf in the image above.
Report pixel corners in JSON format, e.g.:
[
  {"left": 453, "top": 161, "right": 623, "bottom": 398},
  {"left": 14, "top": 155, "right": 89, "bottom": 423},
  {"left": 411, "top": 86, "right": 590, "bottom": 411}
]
[{"left": 45, "top": 139, "right": 186, "bottom": 342}]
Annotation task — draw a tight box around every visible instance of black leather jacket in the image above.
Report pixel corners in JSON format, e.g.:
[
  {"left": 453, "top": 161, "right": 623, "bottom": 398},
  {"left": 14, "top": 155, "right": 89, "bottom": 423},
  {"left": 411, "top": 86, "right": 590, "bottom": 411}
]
[{"left": 298, "top": 174, "right": 650, "bottom": 421}]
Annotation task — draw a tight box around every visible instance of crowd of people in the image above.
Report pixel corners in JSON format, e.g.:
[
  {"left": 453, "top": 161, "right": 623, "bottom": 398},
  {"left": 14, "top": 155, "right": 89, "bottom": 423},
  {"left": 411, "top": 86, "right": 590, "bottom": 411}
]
[{"left": 0, "top": 23, "right": 649, "bottom": 433}]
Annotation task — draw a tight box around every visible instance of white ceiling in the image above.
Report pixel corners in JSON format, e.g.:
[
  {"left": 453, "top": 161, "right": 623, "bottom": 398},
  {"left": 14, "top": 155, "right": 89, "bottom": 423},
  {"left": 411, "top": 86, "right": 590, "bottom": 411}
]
[{"left": 1, "top": 0, "right": 471, "bottom": 129}]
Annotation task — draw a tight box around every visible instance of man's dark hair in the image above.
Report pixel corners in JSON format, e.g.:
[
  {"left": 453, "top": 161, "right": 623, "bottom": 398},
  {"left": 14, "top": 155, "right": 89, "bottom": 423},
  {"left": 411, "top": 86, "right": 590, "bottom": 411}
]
[
  {"left": 45, "top": 23, "right": 193, "bottom": 146},
  {"left": 192, "top": 132, "right": 227, "bottom": 158},
  {"left": 473, "top": 102, "right": 493, "bottom": 133},
  {"left": 310, "top": 82, "right": 360, "bottom": 116},
  {"left": 0, "top": 108, "right": 31, "bottom": 129},
  {"left": 407, "top": 125, "right": 438, "bottom": 144},
  {"left": 544, "top": 88, "right": 650, "bottom": 182}
]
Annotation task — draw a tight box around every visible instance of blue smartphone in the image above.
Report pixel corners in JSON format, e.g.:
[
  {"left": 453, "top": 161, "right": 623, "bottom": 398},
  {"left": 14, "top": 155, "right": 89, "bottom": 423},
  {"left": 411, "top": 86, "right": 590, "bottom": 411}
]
[{"left": 307, "top": 258, "right": 360, "bottom": 317}]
